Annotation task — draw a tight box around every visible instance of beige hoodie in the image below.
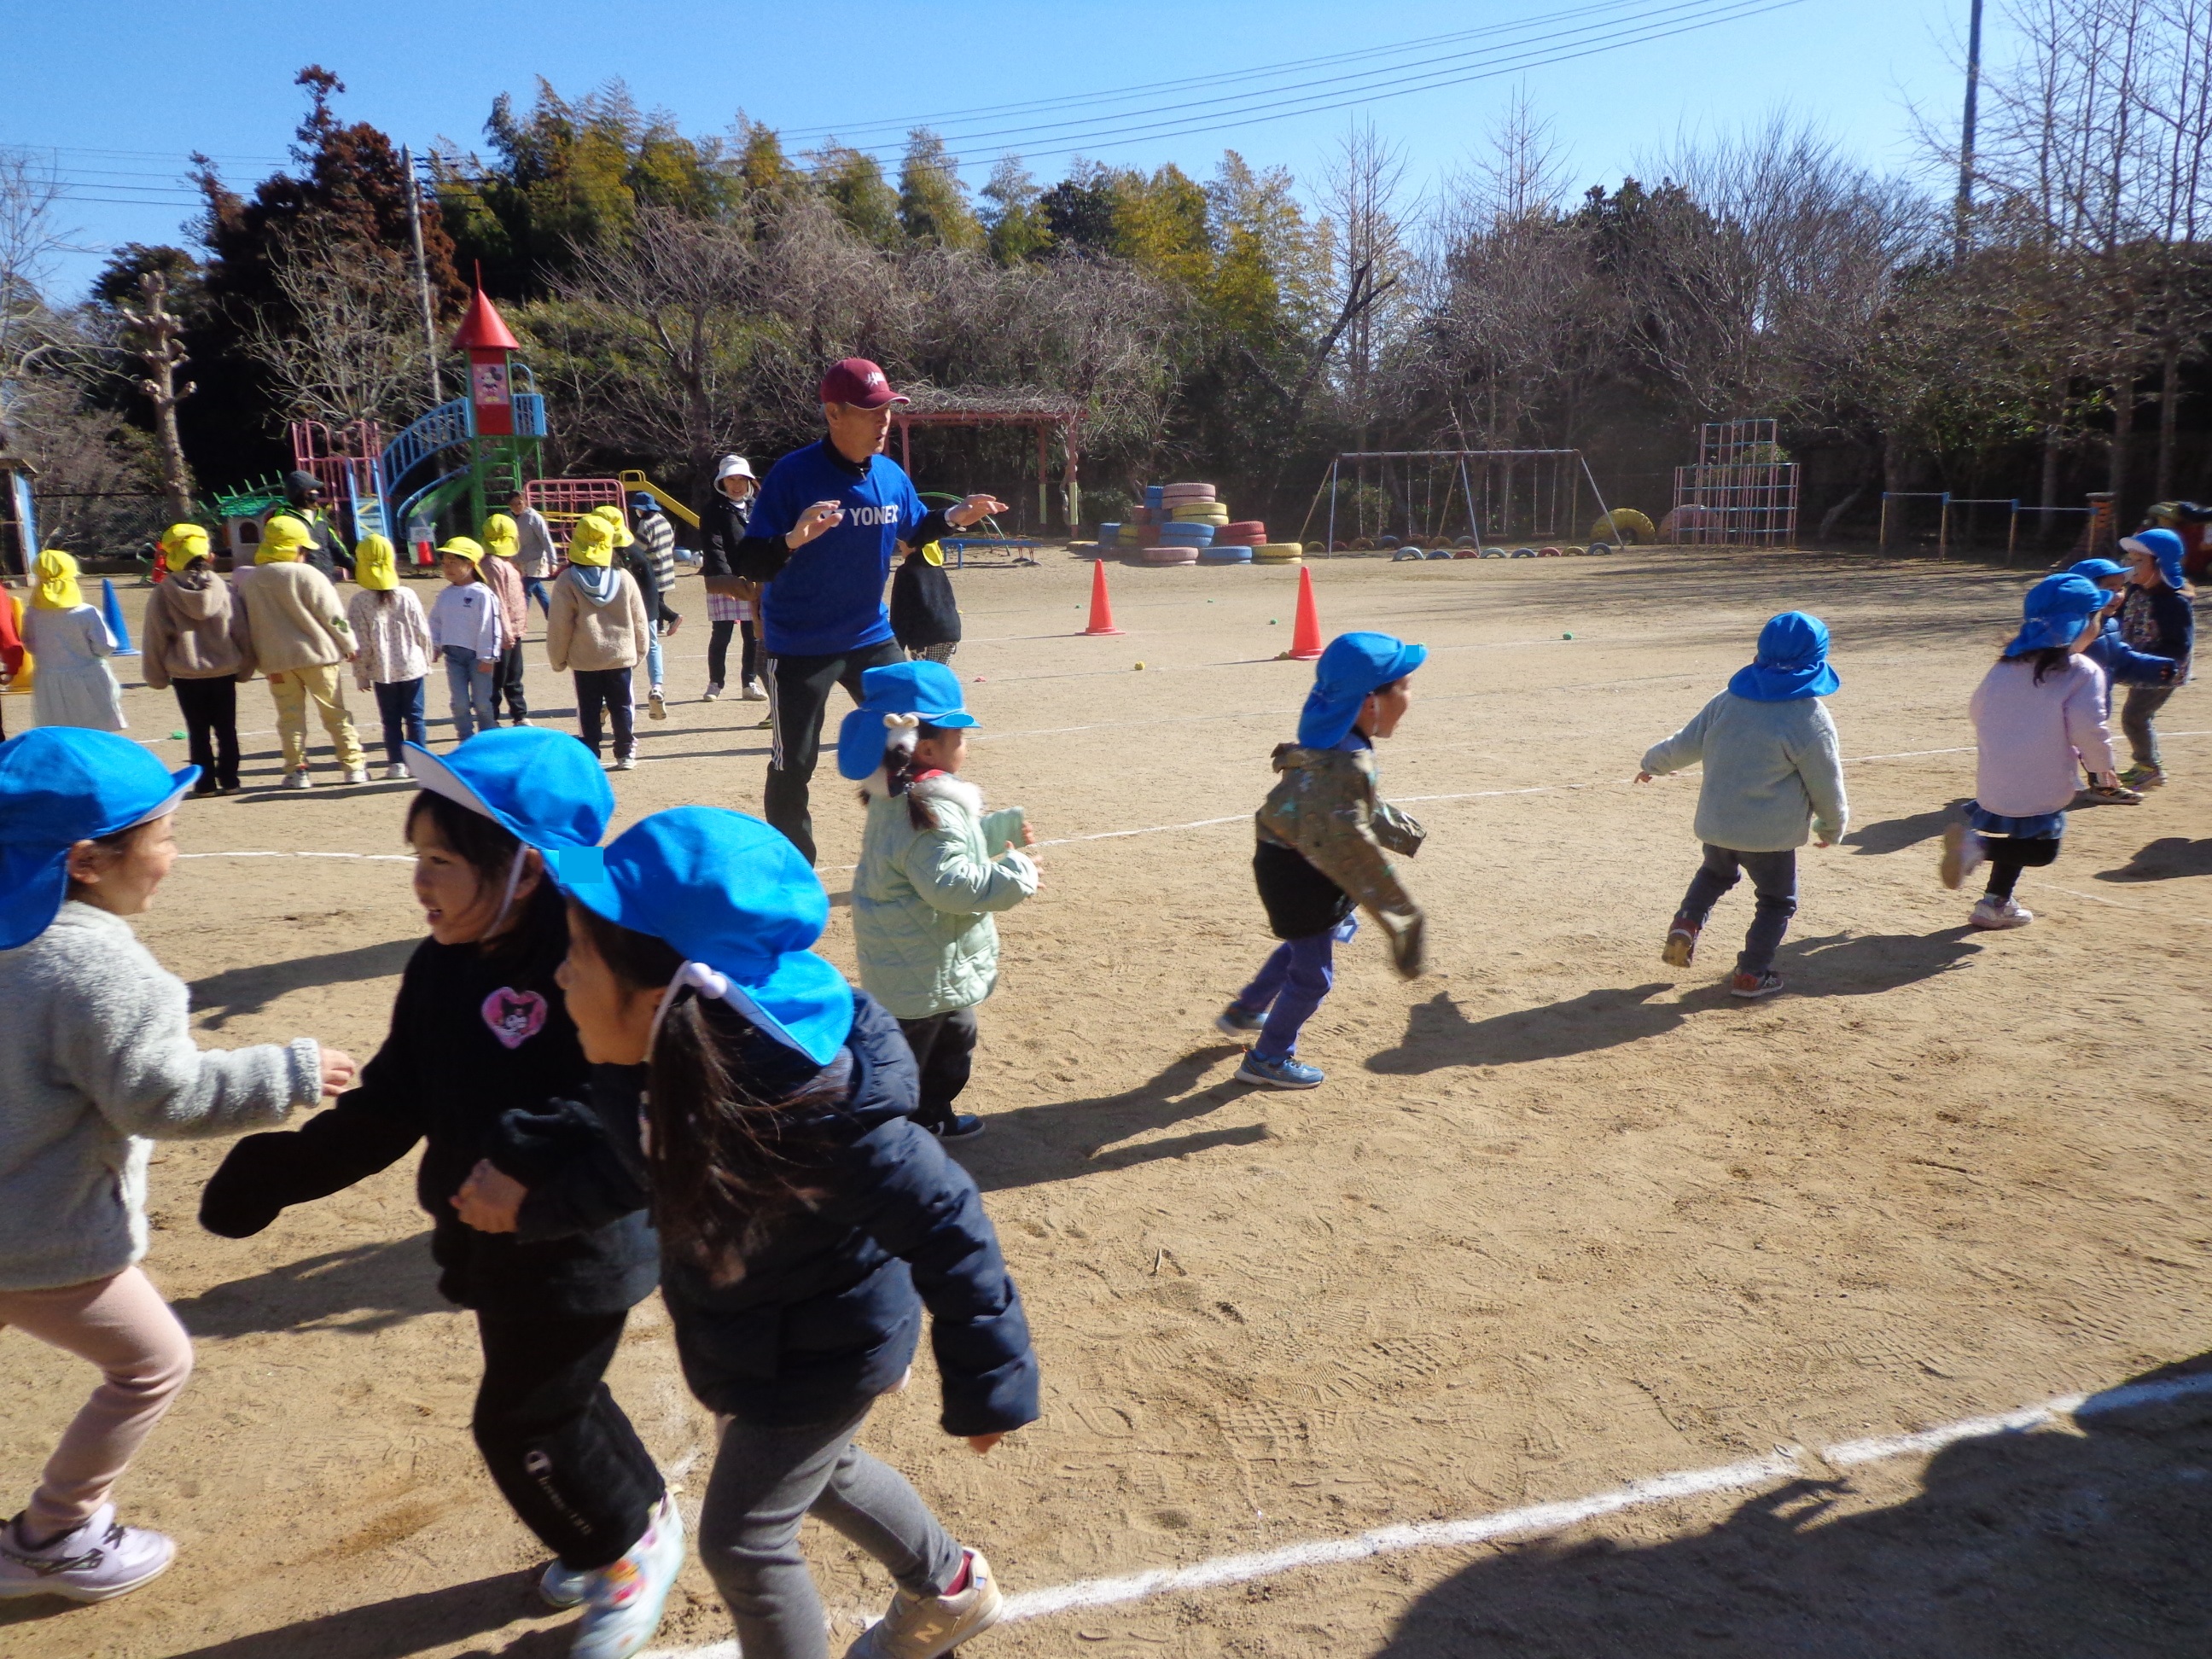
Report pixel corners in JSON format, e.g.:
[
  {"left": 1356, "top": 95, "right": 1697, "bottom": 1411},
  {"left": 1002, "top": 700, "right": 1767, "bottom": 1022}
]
[
  {"left": 233, "top": 561, "right": 354, "bottom": 674},
  {"left": 143, "top": 567, "right": 256, "bottom": 688},
  {"left": 547, "top": 565, "right": 650, "bottom": 673}
]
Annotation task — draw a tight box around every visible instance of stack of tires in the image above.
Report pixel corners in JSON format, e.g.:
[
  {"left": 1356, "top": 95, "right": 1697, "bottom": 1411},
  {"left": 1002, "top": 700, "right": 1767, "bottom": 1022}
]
[{"left": 1253, "top": 543, "right": 1303, "bottom": 563}]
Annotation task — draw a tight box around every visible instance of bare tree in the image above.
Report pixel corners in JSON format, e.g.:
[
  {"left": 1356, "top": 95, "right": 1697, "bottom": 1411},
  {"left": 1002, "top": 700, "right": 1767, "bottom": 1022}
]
[
  {"left": 114, "top": 270, "right": 195, "bottom": 523},
  {"left": 242, "top": 227, "right": 434, "bottom": 430},
  {"left": 0, "top": 152, "right": 77, "bottom": 431}
]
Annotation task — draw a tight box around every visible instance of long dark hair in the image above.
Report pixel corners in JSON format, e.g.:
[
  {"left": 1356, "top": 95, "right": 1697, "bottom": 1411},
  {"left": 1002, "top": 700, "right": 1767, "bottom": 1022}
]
[
  {"left": 857, "top": 720, "right": 951, "bottom": 830},
  {"left": 568, "top": 900, "right": 838, "bottom": 1282},
  {"left": 2000, "top": 644, "right": 2075, "bottom": 684},
  {"left": 404, "top": 790, "right": 565, "bottom": 958}
]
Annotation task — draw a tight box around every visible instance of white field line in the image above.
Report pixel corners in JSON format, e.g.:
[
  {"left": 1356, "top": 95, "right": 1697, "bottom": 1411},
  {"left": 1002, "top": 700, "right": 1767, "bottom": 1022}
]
[{"left": 638, "top": 1368, "right": 2212, "bottom": 1656}]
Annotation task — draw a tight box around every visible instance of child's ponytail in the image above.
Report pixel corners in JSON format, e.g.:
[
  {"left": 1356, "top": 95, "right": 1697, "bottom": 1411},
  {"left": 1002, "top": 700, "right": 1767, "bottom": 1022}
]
[{"left": 857, "top": 719, "right": 949, "bottom": 831}]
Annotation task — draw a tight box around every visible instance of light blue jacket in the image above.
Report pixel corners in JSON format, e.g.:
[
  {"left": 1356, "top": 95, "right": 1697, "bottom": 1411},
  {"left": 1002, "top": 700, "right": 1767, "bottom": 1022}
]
[
  {"left": 1641, "top": 691, "right": 1848, "bottom": 853},
  {"left": 852, "top": 772, "right": 1039, "bottom": 1020}
]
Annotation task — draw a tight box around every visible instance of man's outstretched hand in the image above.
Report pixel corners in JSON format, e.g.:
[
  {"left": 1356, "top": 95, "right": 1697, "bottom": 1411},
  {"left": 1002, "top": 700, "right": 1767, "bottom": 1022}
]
[{"left": 946, "top": 494, "right": 1009, "bottom": 531}]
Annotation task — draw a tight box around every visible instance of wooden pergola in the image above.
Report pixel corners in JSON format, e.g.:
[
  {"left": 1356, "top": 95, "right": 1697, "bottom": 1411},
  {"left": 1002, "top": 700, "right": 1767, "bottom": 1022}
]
[{"left": 893, "top": 387, "right": 1084, "bottom": 531}]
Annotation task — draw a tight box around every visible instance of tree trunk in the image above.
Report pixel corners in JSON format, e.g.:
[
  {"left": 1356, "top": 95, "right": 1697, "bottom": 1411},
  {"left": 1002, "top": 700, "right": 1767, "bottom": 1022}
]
[
  {"left": 125, "top": 272, "right": 196, "bottom": 527},
  {"left": 1879, "top": 429, "right": 1906, "bottom": 549},
  {"left": 2039, "top": 428, "right": 2062, "bottom": 545},
  {"left": 2154, "top": 344, "right": 2180, "bottom": 504},
  {"left": 2107, "top": 373, "right": 2134, "bottom": 529}
]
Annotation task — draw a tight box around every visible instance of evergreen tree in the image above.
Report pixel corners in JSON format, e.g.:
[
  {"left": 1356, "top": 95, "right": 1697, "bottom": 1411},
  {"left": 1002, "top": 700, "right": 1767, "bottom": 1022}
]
[{"left": 898, "top": 131, "right": 983, "bottom": 251}]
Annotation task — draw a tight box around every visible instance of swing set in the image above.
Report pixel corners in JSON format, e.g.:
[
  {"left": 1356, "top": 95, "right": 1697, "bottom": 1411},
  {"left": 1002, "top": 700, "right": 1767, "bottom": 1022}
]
[{"left": 1299, "top": 449, "right": 1615, "bottom": 553}]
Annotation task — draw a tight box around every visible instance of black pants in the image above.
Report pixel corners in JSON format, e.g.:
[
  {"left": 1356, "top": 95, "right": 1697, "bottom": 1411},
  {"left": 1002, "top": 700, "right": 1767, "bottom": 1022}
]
[
  {"left": 573, "top": 667, "right": 635, "bottom": 759},
  {"left": 897, "top": 1008, "right": 978, "bottom": 1132},
  {"left": 473, "top": 1311, "right": 664, "bottom": 1571},
  {"left": 708, "top": 620, "right": 760, "bottom": 689},
  {"left": 172, "top": 677, "right": 241, "bottom": 790},
  {"left": 764, "top": 639, "right": 905, "bottom": 864},
  {"left": 494, "top": 640, "right": 528, "bottom": 721},
  {"left": 1984, "top": 834, "right": 2060, "bottom": 899}
]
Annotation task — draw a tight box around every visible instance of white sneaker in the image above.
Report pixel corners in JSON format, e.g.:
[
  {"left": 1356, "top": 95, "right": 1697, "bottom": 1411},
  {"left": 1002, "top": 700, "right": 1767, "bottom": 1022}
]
[
  {"left": 571, "top": 1495, "right": 683, "bottom": 1659},
  {"left": 382, "top": 763, "right": 410, "bottom": 783},
  {"left": 701, "top": 683, "right": 723, "bottom": 702},
  {"left": 540, "top": 1557, "right": 592, "bottom": 1610},
  {"left": 0, "top": 1506, "right": 175, "bottom": 1603},
  {"left": 740, "top": 678, "right": 768, "bottom": 701},
  {"left": 1970, "top": 896, "right": 2034, "bottom": 929},
  {"left": 847, "top": 1549, "right": 1004, "bottom": 1658},
  {"left": 282, "top": 768, "right": 313, "bottom": 790},
  {"left": 648, "top": 689, "right": 667, "bottom": 721},
  {"left": 613, "top": 754, "right": 637, "bottom": 771},
  {"left": 341, "top": 766, "right": 370, "bottom": 786}
]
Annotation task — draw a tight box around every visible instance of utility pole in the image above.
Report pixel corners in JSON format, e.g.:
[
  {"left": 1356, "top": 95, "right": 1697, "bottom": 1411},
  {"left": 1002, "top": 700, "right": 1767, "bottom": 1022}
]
[
  {"left": 400, "top": 144, "right": 442, "bottom": 403},
  {"left": 1954, "top": 0, "right": 1986, "bottom": 262}
]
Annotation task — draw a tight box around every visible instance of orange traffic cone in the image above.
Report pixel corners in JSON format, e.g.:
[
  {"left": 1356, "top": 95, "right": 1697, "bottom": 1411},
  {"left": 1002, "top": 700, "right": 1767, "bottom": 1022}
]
[
  {"left": 1279, "top": 566, "right": 1324, "bottom": 661},
  {"left": 1082, "top": 557, "right": 1123, "bottom": 636}
]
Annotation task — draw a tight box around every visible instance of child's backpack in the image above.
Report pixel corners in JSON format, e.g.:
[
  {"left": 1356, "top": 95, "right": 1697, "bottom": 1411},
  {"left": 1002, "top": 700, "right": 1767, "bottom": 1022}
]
[{"left": 890, "top": 544, "right": 961, "bottom": 649}]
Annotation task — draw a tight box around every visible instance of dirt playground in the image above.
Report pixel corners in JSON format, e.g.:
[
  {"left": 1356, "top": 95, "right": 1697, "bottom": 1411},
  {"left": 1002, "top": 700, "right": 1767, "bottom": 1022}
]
[{"left": 3, "top": 546, "right": 2209, "bottom": 1658}]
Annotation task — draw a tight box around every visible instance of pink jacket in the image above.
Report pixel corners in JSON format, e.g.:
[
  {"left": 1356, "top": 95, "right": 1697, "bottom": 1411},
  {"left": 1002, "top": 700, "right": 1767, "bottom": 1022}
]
[{"left": 1969, "top": 655, "right": 2116, "bottom": 815}]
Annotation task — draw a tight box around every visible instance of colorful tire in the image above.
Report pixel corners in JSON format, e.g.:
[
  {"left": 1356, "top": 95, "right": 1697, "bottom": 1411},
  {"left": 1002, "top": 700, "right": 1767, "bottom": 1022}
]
[
  {"left": 1393, "top": 545, "right": 1426, "bottom": 562},
  {"left": 1220, "top": 521, "right": 1266, "bottom": 541},
  {"left": 1587, "top": 540, "right": 1615, "bottom": 555},
  {"left": 1480, "top": 549, "right": 1506, "bottom": 558},
  {"left": 1198, "top": 547, "right": 1254, "bottom": 563},
  {"left": 1538, "top": 545, "right": 1562, "bottom": 557},
  {"left": 1590, "top": 509, "right": 1654, "bottom": 545},
  {"left": 1141, "top": 545, "right": 1200, "bottom": 565},
  {"left": 1511, "top": 547, "right": 1537, "bottom": 558},
  {"left": 1452, "top": 548, "right": 1479, "bottom": 559},
  {"left": 1425, "top": 547, "right": 1452, "bottom": 560}
]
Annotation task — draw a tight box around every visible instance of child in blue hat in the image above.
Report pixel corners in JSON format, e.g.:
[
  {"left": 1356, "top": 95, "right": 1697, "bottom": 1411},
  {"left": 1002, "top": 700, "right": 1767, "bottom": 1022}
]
[
  {"left": 1638, "top": 612, "right": 1848, "bottom": 998},
  {"left": 838, "top": 660, "right": 1038, "bottom": 1138},
  {"left": 1221, "top": 631, "right": 1429, "bottom": 1089},
  {"left": 1940, "top": 574, "right": 2126, "bottom": 928},
  {"left": 0, "top": 729, "right": 355, "bottom": 1603},
  {"left": 517, "top": 806, "right": 1037, "bottom": 1659},
  {"left": 199, "top": 728, "right": 683, "bottom": 1659},
  {"left": 2111, "top": 528, "right": 2195, "bottom": 789}
]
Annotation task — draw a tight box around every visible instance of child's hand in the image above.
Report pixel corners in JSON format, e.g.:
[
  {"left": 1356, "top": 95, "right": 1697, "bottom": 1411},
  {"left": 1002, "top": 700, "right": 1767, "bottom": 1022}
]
[
  {"left": 451, "top": 1158, "right": 527, "bottom": 1233},
  {"left": 1018, "top": 822, "right": 1038, "bottom": 847},
  {"left": 966, "top": 1433, "right": 1004, "bottom": 1455},
  {"left": 1635, "top": 771, "right": 1654, "bottom": 783},
  {"left": 318, "top": 1046, "right": 359, "bottom": 1094}
]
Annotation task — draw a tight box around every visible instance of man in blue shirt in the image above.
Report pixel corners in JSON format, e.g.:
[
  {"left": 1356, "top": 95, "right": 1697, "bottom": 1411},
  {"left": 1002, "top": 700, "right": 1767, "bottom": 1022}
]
[{"left": 715, "top": 358, "right": 1004, "bottom": 863}]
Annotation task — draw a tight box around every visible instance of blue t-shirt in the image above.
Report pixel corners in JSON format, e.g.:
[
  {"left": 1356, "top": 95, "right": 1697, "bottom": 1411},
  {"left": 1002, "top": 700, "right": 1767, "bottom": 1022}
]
[{"left": 751, "top": 441, "right": 927, "bottom": 657}]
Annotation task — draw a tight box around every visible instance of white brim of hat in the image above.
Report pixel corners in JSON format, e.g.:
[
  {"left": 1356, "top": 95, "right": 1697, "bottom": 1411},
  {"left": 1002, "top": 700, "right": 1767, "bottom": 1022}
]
[
  {"left": 129, "top": 775, "right": 197, "bottom": 830},
  {"left": 715, "top": 457, "right": 755, "bottom": 480},
  {"left": 404, "top": 744, "right": 494, "bottom": 822}
]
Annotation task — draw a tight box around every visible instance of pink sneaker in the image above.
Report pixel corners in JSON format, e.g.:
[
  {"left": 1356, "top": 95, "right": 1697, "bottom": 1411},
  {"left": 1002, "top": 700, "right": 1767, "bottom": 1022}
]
[{"left": 0, "top": 1505, "right": 175, "bottom": 1602}]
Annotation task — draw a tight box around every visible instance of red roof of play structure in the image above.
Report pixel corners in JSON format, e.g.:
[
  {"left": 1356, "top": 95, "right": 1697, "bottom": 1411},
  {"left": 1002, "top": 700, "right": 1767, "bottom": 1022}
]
[{"left": 451, "top": 285, "right": 520, "bottom": 352}]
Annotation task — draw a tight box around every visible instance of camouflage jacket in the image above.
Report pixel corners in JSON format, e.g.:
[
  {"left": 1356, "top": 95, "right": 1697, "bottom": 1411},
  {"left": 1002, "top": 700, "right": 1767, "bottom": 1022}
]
[{"left": 1254, "top": 742, "right": 1427, "bottom": 976}]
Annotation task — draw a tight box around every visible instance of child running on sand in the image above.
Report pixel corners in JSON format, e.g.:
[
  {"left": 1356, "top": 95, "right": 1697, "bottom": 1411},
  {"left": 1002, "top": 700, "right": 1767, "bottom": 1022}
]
[
  {"left": 1638, "top": 611, "right": 1848, "bottom": 999},
  {"left": 24, "top": 551, "right": 125, "bottom": 733},
  {"left": 455, "top": 805, "right": 1038, "bottom": 1659},
  {"left": 839, "top": 661, "right": 1038, "bottom": 1139},
  {"left": 1940, "top": 573, "right": 2126, "bottom": 929},
  {"left": 348, "top": 535, "right": 434, "bottom": 783},
  {"left": 2111, "top": 527, "right": 2196, "bottom": 789},
  {"left": 1220, "top": 631, "right": 1429, "bottom": 1089},
  {"left": 0, "top": 729, "right": 352, "bottom": 1602},
  {"left": 200, "top": 731, "right": 679, "bottom": 1659},
  {"left": 232, "top": 514, "right": 366, "bottom": 789}
]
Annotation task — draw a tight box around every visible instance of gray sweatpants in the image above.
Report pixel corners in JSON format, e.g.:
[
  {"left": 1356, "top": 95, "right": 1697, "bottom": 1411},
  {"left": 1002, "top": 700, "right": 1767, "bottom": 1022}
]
[
  {"left": 2121, "top": 684, "right": 2175, "bottom": 767},
  {"left": 696, "top": 1404, "right": 963, "bottom": 1659}
]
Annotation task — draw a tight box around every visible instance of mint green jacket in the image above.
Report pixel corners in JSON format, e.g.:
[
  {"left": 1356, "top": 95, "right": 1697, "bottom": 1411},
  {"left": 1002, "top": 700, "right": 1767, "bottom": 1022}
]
[{"left": 852, "top": 772, "right": 1039, "bottom": 1020}]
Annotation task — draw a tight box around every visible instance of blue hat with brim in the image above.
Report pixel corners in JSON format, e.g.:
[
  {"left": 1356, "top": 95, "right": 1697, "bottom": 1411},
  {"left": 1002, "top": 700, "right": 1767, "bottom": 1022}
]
[
  {"left": 1297, "top": 632, "right": 1429, "bottom": 748},
  {"left": 0, "top": 729, "right": 197, "bottom": 951},
  {"left": 2122, "top": 528, "right": 2188, "bottom": 591},
  {"left": 2069, "top": 557, "right": 2128, "bottom": 582},
  {"left": 629, "top": 492, "right": 659, "bottom": 513},
  {"left": 1727, "top": 611, "right": 1841, "bottom": 702},
  {"left": 404, "top": 728, "right": 615, "bottom": 853},
  {"left": 835, "top": 660, "right": 978, "bottom": 781},
  {"left": 2005, "top": 573, "right": 2105, "bottom": 656},
  {"left": 557, "top": 806, "right": 855, "bottom": 1065}
]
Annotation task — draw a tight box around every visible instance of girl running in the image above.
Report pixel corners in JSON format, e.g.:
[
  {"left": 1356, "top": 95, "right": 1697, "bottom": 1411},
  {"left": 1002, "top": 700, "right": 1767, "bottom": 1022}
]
[
  {"left": 838, "top": 661, "right": 1038, "bottom": 1139},
  {"left": 347, "top": 535, "right": 434, "bottom": 783},
  {"left": 0, "top": 728, "right": 351, "bottom": 1602},
  {"left": 198, "top": 729, "right": 680, "bottom": 1659},
  {"left": 2112, "top": 527, "right": 2195, "bottom": 789},
  {"left": 24, "top": 551, "right": 125, "bottom": 733},
  {"left": 461, "top": 805, "right": 1039, "bottom": 1659},
  {"left": 1941, "top": 573, "right": 2123, "bottom": 929}
]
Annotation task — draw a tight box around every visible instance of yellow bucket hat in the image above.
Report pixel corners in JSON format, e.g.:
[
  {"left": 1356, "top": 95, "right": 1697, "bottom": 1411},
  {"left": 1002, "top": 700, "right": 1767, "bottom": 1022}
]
[
  {"left": 439, "top": 536, "right": 486, "bottom": 565},
  {"left": 481, "top": 513, "right": 520, "bottom": 557},
  {"left": 158, "top": 523, "right": 211, "bottom": 562},
  {"left": 258, "top": 514, "right": 313, "bottom": 562},
  {"left": 32, "top": 550, "right": 82, "bottom": 611},
  {"left": 589, "top": 505, "right": 636, "bottom": 548},
  {"left": 353, "top": 534, "right": 399, "bottom": 591},
  {"left": 566, "top": 516, "right": 614, "bottom": 567}
]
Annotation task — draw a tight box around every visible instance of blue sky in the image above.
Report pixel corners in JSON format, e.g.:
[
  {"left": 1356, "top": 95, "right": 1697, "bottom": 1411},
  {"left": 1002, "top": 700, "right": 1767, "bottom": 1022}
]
[{"left": 3, "top": 0, "right": 1971, "bottom": 295}]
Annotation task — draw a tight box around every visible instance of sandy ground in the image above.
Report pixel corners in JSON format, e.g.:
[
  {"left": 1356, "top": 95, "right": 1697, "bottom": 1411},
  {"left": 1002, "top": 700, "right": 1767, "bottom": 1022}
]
[{"left": 3, "top": 547, "right": 2210, "bottom": 1658}]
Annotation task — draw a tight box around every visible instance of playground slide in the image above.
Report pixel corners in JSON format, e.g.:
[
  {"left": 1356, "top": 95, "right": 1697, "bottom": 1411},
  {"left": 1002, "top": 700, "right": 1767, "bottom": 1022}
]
[
  {"left": 617, "top": 470, "right": 699, "bottom": 530},
  {"left": 396, "top": 470, "right": 474, "bottom": 553}
]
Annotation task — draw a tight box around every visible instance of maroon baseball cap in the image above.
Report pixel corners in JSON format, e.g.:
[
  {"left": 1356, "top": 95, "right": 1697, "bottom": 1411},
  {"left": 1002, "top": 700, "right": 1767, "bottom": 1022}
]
[{"left": 818, "top": 358, "right": 909, "bottom": 410}]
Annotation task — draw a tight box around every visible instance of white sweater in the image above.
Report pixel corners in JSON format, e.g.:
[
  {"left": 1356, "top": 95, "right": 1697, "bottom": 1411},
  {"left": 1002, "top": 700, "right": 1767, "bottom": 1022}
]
[
  {"left": 0, "top": 903, "right": 319, "bottom": 1291},
  {"left": 430, "top": 580, "right": 504, "bottom": 660}
]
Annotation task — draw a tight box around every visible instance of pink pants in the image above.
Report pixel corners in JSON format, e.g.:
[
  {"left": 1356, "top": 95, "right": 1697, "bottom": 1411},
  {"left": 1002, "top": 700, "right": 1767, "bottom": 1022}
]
[{"left": 0, "top": 1266, "right": 194, "bottom": 1540}]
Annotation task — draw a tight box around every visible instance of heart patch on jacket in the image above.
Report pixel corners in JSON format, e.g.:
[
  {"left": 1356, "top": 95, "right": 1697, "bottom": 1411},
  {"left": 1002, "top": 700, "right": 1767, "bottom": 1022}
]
[{"left": 481, "top": 987, "right": 548, "bottom": 1049}]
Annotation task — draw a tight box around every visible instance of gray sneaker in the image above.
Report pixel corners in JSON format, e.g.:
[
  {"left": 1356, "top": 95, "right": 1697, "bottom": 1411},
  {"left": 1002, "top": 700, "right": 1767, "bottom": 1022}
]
[
  {"left": 847, "top": 1549, "right": 1004, "bottom": 1658},
  {"left": 0, "top": 1506, "right": 175, "bottom": 1603}
]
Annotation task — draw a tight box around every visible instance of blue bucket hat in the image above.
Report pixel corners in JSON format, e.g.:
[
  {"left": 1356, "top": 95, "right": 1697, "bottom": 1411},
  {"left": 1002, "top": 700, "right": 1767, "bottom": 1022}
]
[
  {"left": 1297, "top": 632, "right": 1429, "bottom": 748},
  {"left": 629, "top": 491, "right": 659, "bottom": 514},
  {"left": 2122, "top": 527, "right": 2188, "bottom": 590},
  {"left": 404, "top": 728, "right": 614, "bottom": 853},
  {"left": 1727, "top": 611, "right": 1841, "bottom": 702},
  {"left": 2005, "top": 573, "right": 2105, "bottom": 655},
  {"left": 0, "top": 729, "right": 197, "bottom": 950},
  {"left": 835, "top": 660, "right": 978, "bottom": 782},
  {"left": 2068, "top": 557, "right": 2128, "bottom": 583},
  {"left": 557, "top": 806, "right": 854, "bottom": 1064}
]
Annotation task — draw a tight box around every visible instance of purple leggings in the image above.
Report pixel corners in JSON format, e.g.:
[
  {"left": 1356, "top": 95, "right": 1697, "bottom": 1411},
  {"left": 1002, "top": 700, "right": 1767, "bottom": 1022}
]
[{"left": 1233, "top": 917, "right": 1358, "bottom": 1059}]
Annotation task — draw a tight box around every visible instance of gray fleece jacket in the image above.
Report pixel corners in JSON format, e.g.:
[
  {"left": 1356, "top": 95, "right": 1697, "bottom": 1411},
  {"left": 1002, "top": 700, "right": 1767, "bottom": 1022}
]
[{"left": 0, "top": 901, "right": 321, "bottom": 1291}]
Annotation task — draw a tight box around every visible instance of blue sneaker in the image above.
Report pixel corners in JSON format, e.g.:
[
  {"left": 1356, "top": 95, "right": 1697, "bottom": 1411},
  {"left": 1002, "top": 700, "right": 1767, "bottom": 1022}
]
[
  {"left": 1235, "top": 1052, "right": 1324, "bottom": 1089},
  {"left": 1215, "top": 1004, "right": 1266, "bottom": 1037},
  {"left": 571, "top": 1494, "right": 683, "bottom": 1659}
]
